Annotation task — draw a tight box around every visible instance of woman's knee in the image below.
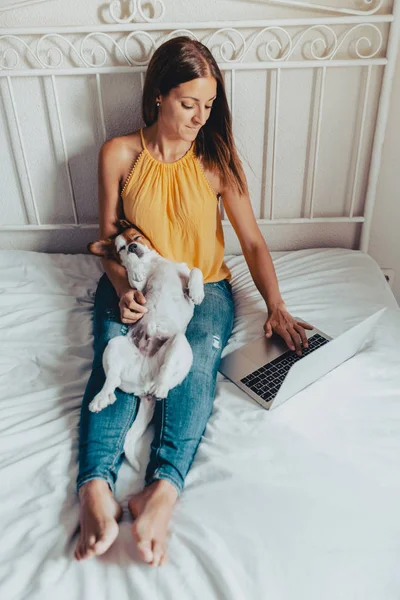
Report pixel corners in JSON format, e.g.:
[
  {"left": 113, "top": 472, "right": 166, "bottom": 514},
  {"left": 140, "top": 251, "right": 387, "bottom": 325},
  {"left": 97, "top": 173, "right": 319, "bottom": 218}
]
[
  {"left": 187, "top": 329, "right": 227, "bottom": 377},
  {"left": 186, "top": 296, "right": 234, "bottom": 357}
]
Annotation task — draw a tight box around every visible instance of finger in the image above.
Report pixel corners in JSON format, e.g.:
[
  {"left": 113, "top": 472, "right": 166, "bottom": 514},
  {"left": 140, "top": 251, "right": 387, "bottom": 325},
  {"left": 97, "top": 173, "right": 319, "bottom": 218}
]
[
  {"left": 121, "top": 312, "right": 144, "bottom": 324},
  {"left": 296, "top": 320, "right": 314, "bottom": 331},
  {"left": 264, "top": 322, "right": 273, "bottom": 338},
  {"left": 289, "top": 328, "right": 303, "bottom": 355},
  {"left": 128, "top": 302, "right": 148, "bottom": 313},
  {"left": 134, "top": 291, "right": 147, "bottom": 304},
  {"left": 276, "top": 328, "right": 295, "bottom": 352},
  {"left": 278, "top": 326, "right": 302, "bottom": 355},
  {"left": 294, "top": 324, "right": 309, "bottom": 348}
]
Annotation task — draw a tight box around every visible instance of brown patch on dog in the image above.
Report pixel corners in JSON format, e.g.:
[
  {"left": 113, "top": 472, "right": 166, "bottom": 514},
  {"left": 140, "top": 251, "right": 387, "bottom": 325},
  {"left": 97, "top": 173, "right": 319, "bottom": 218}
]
[
  {"left": 87, "top": 219, "right": 154, "bottom": 259},
  {"left": 122, "top": 228, "right": 154, "bottom": 251},
  {"left": 88, "top": 239, "right": 117, "bottom": 259}
]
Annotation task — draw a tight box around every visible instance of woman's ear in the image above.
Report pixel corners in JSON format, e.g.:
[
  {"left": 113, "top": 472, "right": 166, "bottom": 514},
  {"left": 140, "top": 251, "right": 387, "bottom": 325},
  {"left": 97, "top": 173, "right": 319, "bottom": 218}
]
[{"left": 87, "top": 239, "right": 115, "bottom": 259}]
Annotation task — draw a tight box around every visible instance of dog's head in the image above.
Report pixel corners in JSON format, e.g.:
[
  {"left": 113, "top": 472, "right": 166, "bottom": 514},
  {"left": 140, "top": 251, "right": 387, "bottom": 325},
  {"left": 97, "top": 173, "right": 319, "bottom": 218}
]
[{"left": 88, "top": 220, "right": 155, "bottom": 264}]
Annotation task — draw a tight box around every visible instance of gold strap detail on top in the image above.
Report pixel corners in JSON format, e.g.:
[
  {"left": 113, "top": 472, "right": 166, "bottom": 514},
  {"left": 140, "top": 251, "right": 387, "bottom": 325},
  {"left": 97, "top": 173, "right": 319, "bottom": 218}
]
[
  {"left": 120, "top": 130, "right": 146, "bottom": 196},
  {"left": 139, "top": 128, "right": 194, "bottom": 165},
  {"left": 139, "top": 128, "right": 146, "bottom": 151},
  {"left": 120, "top": 149, "right": 144, "bottom": 196},
  {"left": 195, "top": 156, "right": 219, "bottom": 203}
]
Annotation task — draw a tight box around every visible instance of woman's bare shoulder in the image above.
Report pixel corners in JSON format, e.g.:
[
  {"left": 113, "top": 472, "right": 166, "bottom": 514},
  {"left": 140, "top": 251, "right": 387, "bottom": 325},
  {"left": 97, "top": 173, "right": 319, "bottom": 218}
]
[
  {"left": 101, "top": 130, "right": 142, "bottom": 163},
  {"left": 99, "top": 130, "right": 143, "bottom": 186}
]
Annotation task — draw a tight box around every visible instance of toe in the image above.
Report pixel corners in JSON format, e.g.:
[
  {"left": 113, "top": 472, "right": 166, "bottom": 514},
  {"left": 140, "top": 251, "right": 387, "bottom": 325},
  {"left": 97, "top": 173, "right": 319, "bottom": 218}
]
[
  {"left": 74, "top": 537, "right": 85, "bottom": 561},
  {"left": 136, "top": 540, "right": 153, "bottom": 563},
  {"left": 151, "top": 542, "right": 164, "bottom": 567},
  {"left": 91, "top": 520, "right": 119, "bottom": 556},
  {"left": 92, "top": 537, "right": 112, "bottom": 555},
  {"left": 160, "top": 552, "right": 168, "bottom": 566},
  {"left": 83, "top": 547, "right": 96, "bottom": 560}
]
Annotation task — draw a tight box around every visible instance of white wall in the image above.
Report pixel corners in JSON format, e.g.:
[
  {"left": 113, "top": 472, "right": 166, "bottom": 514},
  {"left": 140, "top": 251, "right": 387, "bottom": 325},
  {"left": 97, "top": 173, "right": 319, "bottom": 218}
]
[
  {"left": 1, "top": 0, "right": 399, "bottom": 302},
  {"left": 369, "top": 38, "right": 400, "bottom": 303}
]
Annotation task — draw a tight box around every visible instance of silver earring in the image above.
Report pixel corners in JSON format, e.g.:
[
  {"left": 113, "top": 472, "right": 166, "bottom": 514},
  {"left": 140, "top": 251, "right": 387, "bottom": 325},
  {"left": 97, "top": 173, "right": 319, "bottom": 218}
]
[{"left": 156, "top": 101, "right": 160, "bottom": 107}]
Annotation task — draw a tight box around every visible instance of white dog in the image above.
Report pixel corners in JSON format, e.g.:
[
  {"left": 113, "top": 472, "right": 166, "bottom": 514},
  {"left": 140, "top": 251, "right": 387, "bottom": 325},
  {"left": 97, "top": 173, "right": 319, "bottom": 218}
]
[{"left": 87, "top": 222, "right": 204, "bottom": 460}]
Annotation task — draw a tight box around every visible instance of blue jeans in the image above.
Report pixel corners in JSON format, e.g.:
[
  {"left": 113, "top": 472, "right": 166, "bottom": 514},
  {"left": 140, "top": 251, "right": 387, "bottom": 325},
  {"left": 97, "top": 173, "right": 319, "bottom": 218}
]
[{"left": 77, "top": 273, "right": 235, "bottom": 496}]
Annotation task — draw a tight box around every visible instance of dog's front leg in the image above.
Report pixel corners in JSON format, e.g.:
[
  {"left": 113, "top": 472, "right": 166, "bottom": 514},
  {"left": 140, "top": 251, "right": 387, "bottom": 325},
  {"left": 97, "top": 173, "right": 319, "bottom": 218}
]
[
  {"left": 187, "top": 267, "right": 205, "bottom": 305},
  {"left": 127, "top": 264, "right": 147, "bottom": 289}
]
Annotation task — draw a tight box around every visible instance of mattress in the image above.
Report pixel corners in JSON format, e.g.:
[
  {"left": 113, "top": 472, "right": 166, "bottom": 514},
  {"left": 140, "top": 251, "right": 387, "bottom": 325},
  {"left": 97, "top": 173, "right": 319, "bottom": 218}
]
[{"left": 0, "top": 247, "right": 399, "bottom": 600}]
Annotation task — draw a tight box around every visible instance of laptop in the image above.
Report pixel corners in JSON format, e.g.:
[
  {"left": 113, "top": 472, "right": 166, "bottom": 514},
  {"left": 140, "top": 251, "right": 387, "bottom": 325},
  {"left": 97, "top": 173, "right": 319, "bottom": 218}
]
[{"left": 219, "top": 308, "right": 386, "bottom": 410}]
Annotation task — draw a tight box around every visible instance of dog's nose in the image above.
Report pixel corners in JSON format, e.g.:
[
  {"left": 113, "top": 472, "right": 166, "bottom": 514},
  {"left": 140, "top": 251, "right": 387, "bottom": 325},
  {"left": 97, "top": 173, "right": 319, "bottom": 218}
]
[{"left": 128, "top": 243, "right": 137, "bottom": 253}]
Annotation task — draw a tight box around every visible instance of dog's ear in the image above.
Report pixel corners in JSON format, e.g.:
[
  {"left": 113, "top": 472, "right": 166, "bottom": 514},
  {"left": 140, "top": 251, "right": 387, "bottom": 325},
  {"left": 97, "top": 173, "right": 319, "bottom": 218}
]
[
  {"left": 87, "top": 239, "right": 115, "bottom": 259},
  {"left": 118, "top": 219, "right": 133, "bottom": 231}
]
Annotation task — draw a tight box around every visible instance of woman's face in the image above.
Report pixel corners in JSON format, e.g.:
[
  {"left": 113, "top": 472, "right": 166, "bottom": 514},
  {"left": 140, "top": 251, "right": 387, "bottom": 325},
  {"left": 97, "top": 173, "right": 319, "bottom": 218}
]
[{"left": 157, "top": 76, "right": 217, "bottom": 142}]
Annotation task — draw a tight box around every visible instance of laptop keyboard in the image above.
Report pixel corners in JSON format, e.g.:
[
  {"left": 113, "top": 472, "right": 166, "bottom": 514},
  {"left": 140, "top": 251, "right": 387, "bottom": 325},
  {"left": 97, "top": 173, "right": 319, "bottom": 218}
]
[{"left": 240, "top": 333, "right": 330, "bottom": 402}]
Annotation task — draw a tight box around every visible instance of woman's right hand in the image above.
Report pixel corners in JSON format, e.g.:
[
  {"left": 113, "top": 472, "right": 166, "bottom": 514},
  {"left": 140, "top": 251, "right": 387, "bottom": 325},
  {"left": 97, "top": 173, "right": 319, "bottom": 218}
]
[{"left": 119, "top": 288, "right": 148, "bottom": 324}]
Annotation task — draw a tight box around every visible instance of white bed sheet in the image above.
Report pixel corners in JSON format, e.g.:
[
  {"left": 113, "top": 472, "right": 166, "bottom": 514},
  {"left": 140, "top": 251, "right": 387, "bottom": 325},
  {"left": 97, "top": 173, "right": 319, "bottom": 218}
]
[{"left": 0, "top": 248, "right": 399, "bottom": 600}]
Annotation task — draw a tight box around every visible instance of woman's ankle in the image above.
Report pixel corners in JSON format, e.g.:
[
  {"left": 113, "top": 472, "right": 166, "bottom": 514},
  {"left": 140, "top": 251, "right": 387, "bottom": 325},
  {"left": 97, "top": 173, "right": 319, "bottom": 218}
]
[
  {"left": 146, "top": 479, "right": 179, "bottom": 503},
  {"left": 78, "top": 478, "right": 112, "bottom": 499}
]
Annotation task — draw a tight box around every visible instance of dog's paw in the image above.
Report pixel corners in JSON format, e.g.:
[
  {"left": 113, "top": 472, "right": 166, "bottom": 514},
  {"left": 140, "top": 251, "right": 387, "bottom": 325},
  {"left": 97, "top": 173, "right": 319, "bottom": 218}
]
[
  {"left": 89, "top": 391, "right": 116, "bottom": 413},
  {"left": 187, "top": 268, "right": 205, "bottom": 305},
  {"left": 129, "top": 264, "right": 147, "bottom": 283},
  {"left": 148, "top": 381, "right": 169, "bottom": 399},
  {"left": 188, "top": 282, "right": 205, "bottom": 305}
]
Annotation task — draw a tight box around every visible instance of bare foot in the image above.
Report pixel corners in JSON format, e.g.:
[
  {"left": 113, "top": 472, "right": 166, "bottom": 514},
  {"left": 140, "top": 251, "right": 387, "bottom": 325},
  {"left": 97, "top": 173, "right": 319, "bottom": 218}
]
[
  {"left": 74, "top": 479, "right": 122, "bottom": 561},
  {"left": 128, "top": 479, "right": 179, "bottom": 567}
]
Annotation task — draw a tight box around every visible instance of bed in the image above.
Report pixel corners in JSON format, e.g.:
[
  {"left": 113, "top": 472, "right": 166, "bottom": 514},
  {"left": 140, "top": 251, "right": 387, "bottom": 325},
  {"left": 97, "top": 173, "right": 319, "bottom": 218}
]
[
  {"left": 2, "top": 0, "right": 400, "bottom": 598},
  {"left": 1, "top": 247, "right": 399, "bottom": 600}
]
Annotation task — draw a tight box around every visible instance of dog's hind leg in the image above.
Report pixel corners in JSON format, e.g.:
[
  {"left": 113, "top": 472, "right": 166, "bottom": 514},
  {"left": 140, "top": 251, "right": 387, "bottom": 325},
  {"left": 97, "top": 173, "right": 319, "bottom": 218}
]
[
  {"left": 88, "top": 337, "right": 128, "bottom": 413},
  {"left": 148, "top": 333, "right": 193, "bottom": 399},
  {"left": 89, "top": 369, "right": 122, "bottom": 413}
]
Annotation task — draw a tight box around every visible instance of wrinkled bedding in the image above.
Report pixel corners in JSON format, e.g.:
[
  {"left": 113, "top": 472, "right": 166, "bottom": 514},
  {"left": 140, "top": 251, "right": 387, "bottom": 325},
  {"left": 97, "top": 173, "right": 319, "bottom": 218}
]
[{"left": 0, "top": 248, "right": 399, "bottom": 600}]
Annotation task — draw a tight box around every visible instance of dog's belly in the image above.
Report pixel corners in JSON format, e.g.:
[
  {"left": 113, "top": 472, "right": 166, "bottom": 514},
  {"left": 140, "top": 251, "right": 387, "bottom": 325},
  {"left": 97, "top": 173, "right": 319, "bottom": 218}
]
[
  {"left": 139, "top": 301, "right": 194, "bottom": 336},
  {"left": 119, "top": 362, "right": 154, "bottom": 395},
  {"left": 119, "top": 365, "right": 157, "bottom": 396},
  {"left": 103, "top": 336, "right": 159, "bottom": 396}
]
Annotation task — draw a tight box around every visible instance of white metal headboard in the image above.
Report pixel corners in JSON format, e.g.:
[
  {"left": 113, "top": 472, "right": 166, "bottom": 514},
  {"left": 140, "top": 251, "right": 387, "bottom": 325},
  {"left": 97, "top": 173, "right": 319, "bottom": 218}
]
[{"left": 0, "top": 0, "right": 399, "bottom": 254}]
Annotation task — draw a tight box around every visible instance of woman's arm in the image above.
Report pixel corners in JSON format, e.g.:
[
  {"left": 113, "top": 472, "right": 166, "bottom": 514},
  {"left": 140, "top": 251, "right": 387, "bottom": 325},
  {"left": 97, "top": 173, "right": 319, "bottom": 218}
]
[
  {"left": 97, "top": 139, "right": 132, "bottom": 298},
  {"left": 220, "top": 182, "right": 283, "bottom": 311},
  {"left": 96, "top": 138, "right": 148, "bottom": 322},
  {"left": 220, "top": 181, "right": 312, "bottom": 354}
]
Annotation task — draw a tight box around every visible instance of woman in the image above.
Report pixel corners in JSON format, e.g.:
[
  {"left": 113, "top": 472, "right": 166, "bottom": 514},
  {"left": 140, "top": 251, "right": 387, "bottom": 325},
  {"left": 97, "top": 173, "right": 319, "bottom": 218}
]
[{"left": 74, "top": 36, "right": 311, "bottom": 567}]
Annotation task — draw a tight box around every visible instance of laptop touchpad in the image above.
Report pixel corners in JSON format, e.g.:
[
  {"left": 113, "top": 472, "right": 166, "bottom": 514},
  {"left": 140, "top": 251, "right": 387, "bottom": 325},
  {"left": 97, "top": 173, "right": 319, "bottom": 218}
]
[{"left": 241, "top": 334, "right": 289, "bottom": 365}]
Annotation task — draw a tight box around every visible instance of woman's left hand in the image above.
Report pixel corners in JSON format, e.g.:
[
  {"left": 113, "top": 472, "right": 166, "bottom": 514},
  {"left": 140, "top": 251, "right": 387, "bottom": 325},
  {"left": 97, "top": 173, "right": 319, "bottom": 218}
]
[{"left": 264, "top": 302, "right": 314, "bottom": 356}]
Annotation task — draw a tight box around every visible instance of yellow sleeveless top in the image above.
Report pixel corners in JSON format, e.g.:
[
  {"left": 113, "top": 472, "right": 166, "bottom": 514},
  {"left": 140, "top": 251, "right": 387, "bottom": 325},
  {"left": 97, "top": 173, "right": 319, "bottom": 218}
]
[{"left": 121, "top": 129, "right": 231, "bottom": 284}]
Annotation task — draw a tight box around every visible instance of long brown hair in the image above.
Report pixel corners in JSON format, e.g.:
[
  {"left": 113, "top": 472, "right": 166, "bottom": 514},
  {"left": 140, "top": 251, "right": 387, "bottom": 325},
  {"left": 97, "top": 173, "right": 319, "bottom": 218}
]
[{"left": 142, "top": 36, "right": 248, "bottom": 196}]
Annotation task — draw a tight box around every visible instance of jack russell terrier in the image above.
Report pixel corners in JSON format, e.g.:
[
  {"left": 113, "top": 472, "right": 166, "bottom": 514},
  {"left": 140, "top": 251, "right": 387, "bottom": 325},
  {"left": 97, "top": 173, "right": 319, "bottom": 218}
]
[{"left": 87, "top": 220, "right": 205, "bottom": 466}]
